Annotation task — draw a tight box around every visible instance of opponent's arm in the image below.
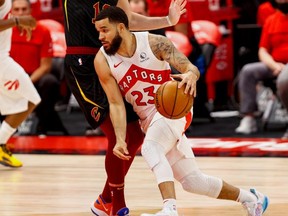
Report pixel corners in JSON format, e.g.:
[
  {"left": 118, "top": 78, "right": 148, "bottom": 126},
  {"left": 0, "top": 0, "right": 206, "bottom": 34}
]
[
  {"left": 117, "top": 0, "right": 187, "bottom": 31},
  {"left": 94, "top": 51, "right": 130, "bottom": 160},
  {"left": 149, "top": 34, "right": 200, "bottom": 97}
]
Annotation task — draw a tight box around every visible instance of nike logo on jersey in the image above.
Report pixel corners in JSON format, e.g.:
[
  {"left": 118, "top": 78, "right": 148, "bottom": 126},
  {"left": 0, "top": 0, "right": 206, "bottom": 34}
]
[{"left": 114, "top": 61, "right": 123, "bottom": 68}]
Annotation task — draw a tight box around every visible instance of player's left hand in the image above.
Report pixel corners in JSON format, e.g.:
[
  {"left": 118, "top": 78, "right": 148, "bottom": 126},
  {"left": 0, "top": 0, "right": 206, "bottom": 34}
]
[
  {"left": 167, "top": 0, "right": 187, "bottom": 26},
  {"left": 171, "top": 68, "right": 199, "bottom": 97},
  {"left": 113, "top": 141, "right": 131, "bottom": 160}
]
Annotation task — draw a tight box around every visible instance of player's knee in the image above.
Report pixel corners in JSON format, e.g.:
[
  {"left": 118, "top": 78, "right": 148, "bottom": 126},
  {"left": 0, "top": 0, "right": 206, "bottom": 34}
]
[
  {"left": 180, "top": 171, "right": 222, "bottom": 198},
  {"left": 141, "top": 141, "right": 162, "bottom": 169}
]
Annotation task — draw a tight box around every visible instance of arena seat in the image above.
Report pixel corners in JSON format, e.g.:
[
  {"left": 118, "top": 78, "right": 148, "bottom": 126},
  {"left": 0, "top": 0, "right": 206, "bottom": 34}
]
[
  {"left": 191, "top": 20, "right": 221, "bottom": 47},
  {"left": 38, "top": 19, "right": 64, "bottom": 33},
  {"left": 38, "top": 19, "right": 66, "bottom": 58},
  {"left": 165, "top": 30, "right": 193, "bottom": 57},
  {"left": 191, "top": 20, "right": 221, "bottom": 67}
]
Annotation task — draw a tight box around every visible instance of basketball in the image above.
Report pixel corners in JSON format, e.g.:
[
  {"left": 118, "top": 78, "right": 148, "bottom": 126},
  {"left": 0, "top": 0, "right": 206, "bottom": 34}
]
[{"left": 155, "top": 80, "right": 194, "bottom": 119}]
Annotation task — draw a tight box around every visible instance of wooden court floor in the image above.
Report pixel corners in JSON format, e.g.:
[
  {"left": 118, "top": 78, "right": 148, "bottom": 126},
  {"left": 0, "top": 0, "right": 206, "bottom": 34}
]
[{"left": 0, "top": 154, "right": 287, "bottom": 216}]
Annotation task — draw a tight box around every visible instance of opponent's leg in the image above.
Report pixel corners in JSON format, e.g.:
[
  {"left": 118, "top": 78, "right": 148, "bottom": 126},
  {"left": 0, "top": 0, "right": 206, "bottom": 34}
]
[{"left": 92, "top": 118, "right": 143, "bottom": 216}]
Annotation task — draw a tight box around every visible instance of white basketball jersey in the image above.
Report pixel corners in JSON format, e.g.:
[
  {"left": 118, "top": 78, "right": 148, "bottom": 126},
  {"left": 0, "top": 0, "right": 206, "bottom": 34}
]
[
  {"left": 100, "top": 31, "right": 171, "bottom": 131},
  {"left": 0, "top": 0, "right": 12, "bottom": 58}
]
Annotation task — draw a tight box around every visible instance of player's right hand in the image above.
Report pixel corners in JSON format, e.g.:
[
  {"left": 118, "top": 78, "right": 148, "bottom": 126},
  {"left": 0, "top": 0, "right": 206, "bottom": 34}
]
[{"left": 113, "top": 141, "right": 131, "bottom": 161}]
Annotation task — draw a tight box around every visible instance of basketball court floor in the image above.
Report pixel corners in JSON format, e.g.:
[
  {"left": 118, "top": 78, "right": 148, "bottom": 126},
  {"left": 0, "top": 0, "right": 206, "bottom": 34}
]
[{"left": 1, "top": 136, "right": 288, "bottom": 216}]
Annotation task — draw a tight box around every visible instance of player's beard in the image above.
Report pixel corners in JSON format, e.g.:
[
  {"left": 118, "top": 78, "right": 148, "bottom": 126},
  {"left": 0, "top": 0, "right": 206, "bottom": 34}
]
[{"left": 105, "top": 31, "right": 122, "bottom": 55}]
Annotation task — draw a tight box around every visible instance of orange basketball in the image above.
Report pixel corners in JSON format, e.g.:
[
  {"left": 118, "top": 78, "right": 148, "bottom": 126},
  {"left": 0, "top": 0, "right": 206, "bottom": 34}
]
[{"left": 155, "top": 80, "right": 194, "bottom": 119}]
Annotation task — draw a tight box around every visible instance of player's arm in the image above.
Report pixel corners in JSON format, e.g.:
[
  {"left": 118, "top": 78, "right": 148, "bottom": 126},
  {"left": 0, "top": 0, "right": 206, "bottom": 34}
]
[
  {"left": 149, "top": 33, "right": 199, "bottom": 96},
  {"left": 117, "top": 0, "right": 187, "bottom": 31},
  {"left": 94, "top": 51, "right": 130, "bottom": 160}
]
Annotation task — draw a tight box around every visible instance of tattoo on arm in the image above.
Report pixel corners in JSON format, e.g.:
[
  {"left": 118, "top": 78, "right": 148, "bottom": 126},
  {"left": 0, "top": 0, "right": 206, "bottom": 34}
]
[{"left": 150, "top": 34, "right": 193, "bottom": 73}]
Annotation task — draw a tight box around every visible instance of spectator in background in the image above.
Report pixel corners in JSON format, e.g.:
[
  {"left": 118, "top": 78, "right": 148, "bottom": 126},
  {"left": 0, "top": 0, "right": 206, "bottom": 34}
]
[
  {"left": 0, "top": 0, "right": 40, "bottom": 167},
  {"left": 236, "top": 0, "right": 288, "bottom": 136},
  {"left": 10, "top": 0, "right": 68, "bottom": 135},
  {"left": 257, "top": 0, "right": 276, "bottom": 26}
]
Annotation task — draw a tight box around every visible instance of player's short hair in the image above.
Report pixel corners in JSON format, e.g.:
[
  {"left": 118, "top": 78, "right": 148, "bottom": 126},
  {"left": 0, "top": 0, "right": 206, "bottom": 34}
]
[
  {"left": 12, "top": 0, "right": 31, "bottom": 7},
  {"left": 96, "top": 6, "right": 129, "bottom": 29}
]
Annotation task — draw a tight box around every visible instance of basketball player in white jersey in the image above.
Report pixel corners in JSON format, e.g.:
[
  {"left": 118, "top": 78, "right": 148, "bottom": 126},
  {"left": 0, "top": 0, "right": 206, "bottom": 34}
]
[
  {"left": 0, "top": 0, "right": 41, "bottom": 167},
  {"left": 94, "top": 6, "right": 269, "bottom": 216}
]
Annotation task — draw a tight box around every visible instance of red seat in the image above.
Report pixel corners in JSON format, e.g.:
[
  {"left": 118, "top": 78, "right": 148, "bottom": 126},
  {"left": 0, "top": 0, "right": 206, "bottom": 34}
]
[
  {"left": 165, "top": 30, "right": 193, "bottom": 57},
  {"left": 50, "top": 31, "right": 66, "bottom": 58},
  {"left": 38, "top": 19, "right": 64, "bottom": 33},
  {"left": 38, "top": 19, "right": 66, "bottom": 57},
  {"left": 191, "top": 20, "right": 221, "bottom": 46}
]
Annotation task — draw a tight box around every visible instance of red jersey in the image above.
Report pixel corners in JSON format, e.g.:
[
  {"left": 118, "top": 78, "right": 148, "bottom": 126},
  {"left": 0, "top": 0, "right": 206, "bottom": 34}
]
[
  {"left": 259, "top": 11, "right": 288, "bottom": 63},
  {"left": 10, "top": 22, "right": 53, "bottom": 74}
]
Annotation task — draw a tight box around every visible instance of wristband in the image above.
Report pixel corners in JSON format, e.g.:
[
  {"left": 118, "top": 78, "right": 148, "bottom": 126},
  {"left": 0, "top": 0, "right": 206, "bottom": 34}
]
[
  {"left": 166, "top": 16, "right": 172, "bottom": 26},
  {"left": 14, "top": 17, "right": 19, "bottom": 26}
]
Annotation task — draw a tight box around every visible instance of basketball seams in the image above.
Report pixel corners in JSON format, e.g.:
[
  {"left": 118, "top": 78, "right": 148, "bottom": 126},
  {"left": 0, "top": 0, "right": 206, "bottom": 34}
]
[
  {"left": 173, "top": 94, "right": 193, "bottom": 118},
  {"left": 170, "top": 81, "right": 178, "bottom": 118},
  {"left": 161, "top": 81, "right": 170, "bottom": 117}
]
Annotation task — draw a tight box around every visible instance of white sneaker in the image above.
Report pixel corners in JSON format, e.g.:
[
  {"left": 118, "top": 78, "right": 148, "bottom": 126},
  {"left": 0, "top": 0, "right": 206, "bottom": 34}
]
[
  {"left": 235, "top": 116, "right": 257, "bottom": 134},
  {"left": 141, "top": 208, "right": 178, "bottom": 216},
  {"left": 242, "top": 188, "right": 269, "bottom": 216}
]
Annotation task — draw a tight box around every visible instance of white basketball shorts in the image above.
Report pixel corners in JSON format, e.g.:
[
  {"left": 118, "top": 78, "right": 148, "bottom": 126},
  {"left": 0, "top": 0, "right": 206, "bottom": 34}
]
[{"left": 0, "top": 57, "right": 41, "bottom": 115}]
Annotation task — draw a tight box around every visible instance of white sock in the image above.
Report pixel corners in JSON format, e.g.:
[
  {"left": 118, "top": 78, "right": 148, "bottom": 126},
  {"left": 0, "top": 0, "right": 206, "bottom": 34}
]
[
  {"left": 237, "top": 189, "right": 257, "bottom": 203},
  {"left": 163, "top": 198, "right": 177, "bottom": 211},
  {"left": 0, "top": 121, "right": 16, "bottom": 144}
]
